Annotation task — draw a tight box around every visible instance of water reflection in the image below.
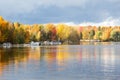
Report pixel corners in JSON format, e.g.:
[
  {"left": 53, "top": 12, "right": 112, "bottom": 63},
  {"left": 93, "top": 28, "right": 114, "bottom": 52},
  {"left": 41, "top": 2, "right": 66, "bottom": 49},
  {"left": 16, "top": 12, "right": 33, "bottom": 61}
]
[
  {"left": 0, "top": 44, "right": 120, "bottom": 80},
  {"left": 101, "top": 47, "right": 115, "bottom": 73}
]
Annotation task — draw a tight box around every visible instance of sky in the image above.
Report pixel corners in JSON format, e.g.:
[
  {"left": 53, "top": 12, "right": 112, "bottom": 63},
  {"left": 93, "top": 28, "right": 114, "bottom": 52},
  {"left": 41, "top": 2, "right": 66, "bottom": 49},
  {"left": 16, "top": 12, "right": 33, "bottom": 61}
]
[{"left": 0, "top": 0, "right": 120, "bottom": 26}]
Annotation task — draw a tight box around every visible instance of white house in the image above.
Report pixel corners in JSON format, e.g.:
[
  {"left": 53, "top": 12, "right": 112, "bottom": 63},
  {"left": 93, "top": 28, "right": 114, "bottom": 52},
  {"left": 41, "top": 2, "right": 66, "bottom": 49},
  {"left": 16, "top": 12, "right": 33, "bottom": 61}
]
[{"left": 30, "top": 41, "right": 40, "bottom": 46}]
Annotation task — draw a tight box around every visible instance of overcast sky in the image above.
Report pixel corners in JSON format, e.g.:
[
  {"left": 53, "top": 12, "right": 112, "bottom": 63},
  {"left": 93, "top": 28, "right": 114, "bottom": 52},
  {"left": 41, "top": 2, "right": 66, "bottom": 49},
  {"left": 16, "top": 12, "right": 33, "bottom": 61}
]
[{"left": 0, "top": 0, "right": 120, "bottom": 25}]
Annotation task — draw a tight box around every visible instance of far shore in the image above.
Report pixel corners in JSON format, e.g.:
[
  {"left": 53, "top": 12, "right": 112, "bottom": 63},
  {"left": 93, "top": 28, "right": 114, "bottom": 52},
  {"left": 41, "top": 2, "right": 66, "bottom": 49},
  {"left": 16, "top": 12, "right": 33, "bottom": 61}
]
[{"left": 0, "top": 40, "right": 120, "bottom": 48}]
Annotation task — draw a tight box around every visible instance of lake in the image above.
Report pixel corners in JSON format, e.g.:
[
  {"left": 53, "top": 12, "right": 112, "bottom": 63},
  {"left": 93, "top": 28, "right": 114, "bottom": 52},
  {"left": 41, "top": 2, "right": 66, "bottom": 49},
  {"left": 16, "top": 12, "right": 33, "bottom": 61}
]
[{"left": 0, "top": 42, "right": 120, "bottom": 80}]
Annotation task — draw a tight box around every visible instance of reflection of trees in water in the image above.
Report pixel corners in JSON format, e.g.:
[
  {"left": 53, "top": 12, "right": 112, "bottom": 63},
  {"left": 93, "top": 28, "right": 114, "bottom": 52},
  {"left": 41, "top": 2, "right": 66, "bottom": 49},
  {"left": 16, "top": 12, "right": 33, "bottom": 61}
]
[
  {"left": 29, "top": 47, "right": 42, "bottom": 61},
  {"left": 40, "top": 47, "right": 46, "bottom": 59},
  {"left": 41, "top": 46, "right": 57, "bottom": 61},
  {"left": 0, "top": 47, "right": 29, "bottom": 63},
  {"left": 0, "top": 45, "right": 116, "bottom": 75},
  {"left": 0, "top": 47, "right": 30, "bottom": 76},
  {"left": 40, "top": 46, "right": 58, "bottom": 70}
]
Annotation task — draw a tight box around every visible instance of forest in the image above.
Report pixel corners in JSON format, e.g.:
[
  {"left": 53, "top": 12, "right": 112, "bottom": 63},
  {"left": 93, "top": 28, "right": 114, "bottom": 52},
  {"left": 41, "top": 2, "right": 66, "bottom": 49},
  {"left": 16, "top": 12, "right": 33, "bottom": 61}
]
[{"left": 0, "top": 16, "right": 120, "bottom": 44}]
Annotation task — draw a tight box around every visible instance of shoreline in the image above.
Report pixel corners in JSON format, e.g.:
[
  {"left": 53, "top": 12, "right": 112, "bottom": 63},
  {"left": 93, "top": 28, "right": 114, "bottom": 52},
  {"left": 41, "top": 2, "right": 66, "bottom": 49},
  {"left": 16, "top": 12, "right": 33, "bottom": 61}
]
[{"left": 0, "top": 41, "right": 120, "bottom": 48}]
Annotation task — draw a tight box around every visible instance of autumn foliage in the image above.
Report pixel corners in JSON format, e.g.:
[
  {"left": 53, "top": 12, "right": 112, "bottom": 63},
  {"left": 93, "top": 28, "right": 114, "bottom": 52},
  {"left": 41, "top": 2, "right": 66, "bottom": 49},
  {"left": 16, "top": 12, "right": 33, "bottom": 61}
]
[{"left": 0, "top": 16, "right": 120, "bottom": 44}]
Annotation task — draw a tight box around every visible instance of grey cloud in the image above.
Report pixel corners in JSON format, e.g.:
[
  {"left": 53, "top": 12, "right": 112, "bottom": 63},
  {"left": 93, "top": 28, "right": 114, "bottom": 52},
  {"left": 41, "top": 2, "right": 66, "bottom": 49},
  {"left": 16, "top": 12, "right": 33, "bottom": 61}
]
[
  {"left": 0, "top": 0, "right": 120, "bottom": 24},
  {"left": 0, "top": 0, "right": 89, "bottom": 15}
]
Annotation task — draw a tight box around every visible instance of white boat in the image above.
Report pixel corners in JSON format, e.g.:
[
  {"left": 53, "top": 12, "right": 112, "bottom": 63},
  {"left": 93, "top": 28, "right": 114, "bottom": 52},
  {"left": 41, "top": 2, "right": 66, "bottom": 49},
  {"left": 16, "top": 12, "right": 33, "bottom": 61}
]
[
  {"left": 23, "top": 44, "right": 30, "bottom": 47},
  {"left": 42, "top": 41, "right": 61, "bottom": 45},
  {"left": 3, "top": 43, "right": 12, "bottom": 48},
  {"left": 50, "top": 41, "right": 61, "bottom": 45}
]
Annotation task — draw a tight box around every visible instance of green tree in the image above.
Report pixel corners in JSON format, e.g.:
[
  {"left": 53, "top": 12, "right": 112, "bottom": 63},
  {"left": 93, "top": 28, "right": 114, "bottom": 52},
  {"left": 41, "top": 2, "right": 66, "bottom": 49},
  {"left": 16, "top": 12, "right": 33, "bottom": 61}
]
[
  {"left": 79, "top": 32, "right": 82, "bottom": 40},
  {"left": 110, "top": 30, "right": 120, "bottom": 41},
  {"left": 89, "top": 30, "right": 95, "bottom": 39},
  {"left": 13, "top": 28, "right": 25, "bottom": 44},
  {"left": 94, "top": 31, "right": 102, "bottom": 40}
]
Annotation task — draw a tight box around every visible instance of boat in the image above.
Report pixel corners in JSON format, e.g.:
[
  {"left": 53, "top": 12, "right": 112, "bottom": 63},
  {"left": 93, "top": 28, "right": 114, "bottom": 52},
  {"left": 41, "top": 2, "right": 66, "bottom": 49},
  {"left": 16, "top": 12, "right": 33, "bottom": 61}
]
[{"left": 3, "top": 43, "right": 12, "bottom": 48}]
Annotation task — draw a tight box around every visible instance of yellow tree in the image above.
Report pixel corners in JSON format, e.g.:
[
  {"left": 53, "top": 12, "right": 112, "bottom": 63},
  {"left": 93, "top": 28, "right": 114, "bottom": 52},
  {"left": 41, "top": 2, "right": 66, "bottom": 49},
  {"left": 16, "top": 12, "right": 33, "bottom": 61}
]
[
  {"left": 14, "top": 22, "right": 20, "bottom": 29},
  {"left": 0, "top": 18, "right": 10, "bottom": 43},
  {"left": 94, "top": 31, "right": 102, "bottom": 40},
  {"left": 30, "top": 24, "right": 41, "bottom": 42},
  {"left": 82, "top": 27, "right": 89, "bottom": 40},
  {"left": 101, "top": 27, "right": 111, "bottom": 41},
  {"left": 56, "top": 24, "right": 67, "bottom": 41},
  {"left": 24, "top": 31, "right": 30, "bottom": 43},
  {"left": 0, "top": 30, "right": 4, "bottom": 43}
]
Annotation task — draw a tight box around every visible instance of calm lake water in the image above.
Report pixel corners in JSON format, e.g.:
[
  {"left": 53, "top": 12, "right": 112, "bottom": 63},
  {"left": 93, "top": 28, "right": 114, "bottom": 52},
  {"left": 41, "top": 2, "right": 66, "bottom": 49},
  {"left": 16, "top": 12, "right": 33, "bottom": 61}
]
[{"left": 0, "top": 42, "right": 120, "bottom": 80}]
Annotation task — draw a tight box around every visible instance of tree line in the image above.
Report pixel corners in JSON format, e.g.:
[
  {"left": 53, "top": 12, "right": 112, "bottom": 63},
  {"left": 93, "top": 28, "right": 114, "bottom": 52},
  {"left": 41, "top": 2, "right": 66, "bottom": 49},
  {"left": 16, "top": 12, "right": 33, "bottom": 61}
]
[{"left": 0, "top": 16, "right": 120, "bottom": 44}]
